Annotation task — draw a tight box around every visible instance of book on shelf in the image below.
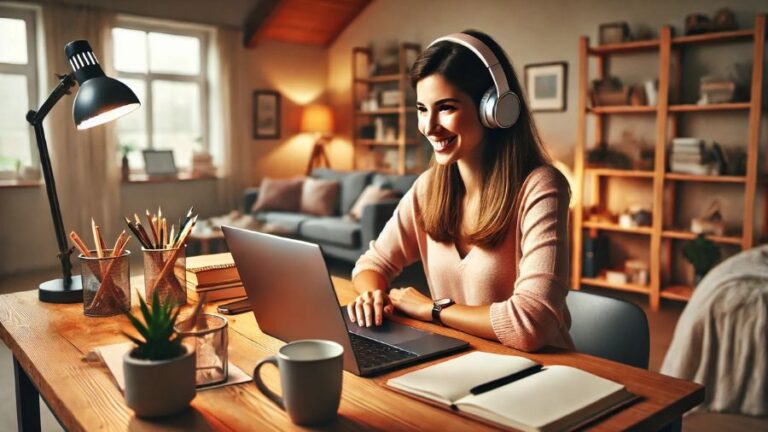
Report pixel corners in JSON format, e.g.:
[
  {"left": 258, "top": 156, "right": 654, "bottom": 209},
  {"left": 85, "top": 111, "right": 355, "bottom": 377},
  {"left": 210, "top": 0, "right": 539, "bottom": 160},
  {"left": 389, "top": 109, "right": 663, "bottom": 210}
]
[
  {"left": 183, "top": 252, "right": 240, "bottom": 287},
  {"left": 387, "top": 351, "right": 636, "bottom": 432},
  {"left": 669, "top": 161, "right": 718, "bottom": 176},
  {"left": 187, "top": 284, "right": 245, "bottom": 302}
]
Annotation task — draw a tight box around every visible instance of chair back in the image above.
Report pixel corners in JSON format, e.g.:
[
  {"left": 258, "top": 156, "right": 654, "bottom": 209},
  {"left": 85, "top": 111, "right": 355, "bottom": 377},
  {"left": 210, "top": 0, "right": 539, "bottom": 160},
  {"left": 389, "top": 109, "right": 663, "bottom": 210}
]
[{"left": 566, "top": 290, "right": 650, "bottom": 369}]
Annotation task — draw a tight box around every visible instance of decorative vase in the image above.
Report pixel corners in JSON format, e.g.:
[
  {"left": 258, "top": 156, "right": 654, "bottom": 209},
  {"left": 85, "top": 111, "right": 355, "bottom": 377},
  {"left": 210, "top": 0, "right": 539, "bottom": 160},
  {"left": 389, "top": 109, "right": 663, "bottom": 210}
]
[
  {"left": 121, "top": 154, "right": 130, "bottom": 181},
  {"left": 123, "top": 346, "right": 196, "bottom": 417}
]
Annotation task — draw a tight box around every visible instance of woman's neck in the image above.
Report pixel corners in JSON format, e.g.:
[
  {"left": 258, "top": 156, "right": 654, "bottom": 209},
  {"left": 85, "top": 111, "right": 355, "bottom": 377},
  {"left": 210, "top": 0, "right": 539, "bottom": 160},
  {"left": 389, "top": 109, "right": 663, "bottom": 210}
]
[{"left": 457, "top": 153, "right": 484, "bottom": 199}]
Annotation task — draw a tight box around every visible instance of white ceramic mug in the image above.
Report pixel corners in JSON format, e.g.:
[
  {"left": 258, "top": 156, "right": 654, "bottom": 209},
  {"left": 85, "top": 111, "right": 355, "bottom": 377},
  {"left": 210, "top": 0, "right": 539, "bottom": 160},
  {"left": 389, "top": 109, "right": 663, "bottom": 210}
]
[{"left": 253, "top": 339, "right": 344, "bottom": 425}]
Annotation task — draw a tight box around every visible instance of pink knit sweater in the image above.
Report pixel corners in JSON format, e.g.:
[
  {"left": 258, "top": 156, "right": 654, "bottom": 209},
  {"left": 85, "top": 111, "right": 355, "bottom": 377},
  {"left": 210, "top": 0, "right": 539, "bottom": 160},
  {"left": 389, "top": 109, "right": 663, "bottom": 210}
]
[{"left": 352, "top": 165, "right": 574, "bottom": 352}]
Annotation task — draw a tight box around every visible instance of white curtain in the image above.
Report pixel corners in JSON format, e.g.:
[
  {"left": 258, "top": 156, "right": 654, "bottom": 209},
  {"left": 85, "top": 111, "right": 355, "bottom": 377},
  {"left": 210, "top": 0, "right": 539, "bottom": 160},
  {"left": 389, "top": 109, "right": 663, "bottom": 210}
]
[
  {"left": 212, "top": 26, "right": 251, "bottom": 212},
  {"left": 41, "top": 3, "right": 121, "bottom": 241}
]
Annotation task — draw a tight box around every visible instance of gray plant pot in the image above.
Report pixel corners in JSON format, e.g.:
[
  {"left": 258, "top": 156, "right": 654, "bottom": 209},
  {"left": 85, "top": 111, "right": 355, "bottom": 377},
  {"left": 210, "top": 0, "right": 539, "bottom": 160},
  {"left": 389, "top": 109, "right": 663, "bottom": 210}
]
[{"left": 123, "top": 346, "right": 196, "bottom": 417}]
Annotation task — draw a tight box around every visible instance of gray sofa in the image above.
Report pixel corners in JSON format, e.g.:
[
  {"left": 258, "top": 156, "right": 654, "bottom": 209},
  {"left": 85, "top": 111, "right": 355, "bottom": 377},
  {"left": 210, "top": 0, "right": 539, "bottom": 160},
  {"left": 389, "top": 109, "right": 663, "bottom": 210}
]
[{"left": 243, "top": 168, "right": 418, "bottom": 263}]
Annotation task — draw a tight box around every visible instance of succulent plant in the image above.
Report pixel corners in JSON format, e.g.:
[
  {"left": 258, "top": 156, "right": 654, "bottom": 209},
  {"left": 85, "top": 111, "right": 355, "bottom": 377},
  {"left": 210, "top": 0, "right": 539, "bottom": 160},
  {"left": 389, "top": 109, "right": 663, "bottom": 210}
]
[{"left": 123, "top": 290, "right": 184, "bottom": 361}]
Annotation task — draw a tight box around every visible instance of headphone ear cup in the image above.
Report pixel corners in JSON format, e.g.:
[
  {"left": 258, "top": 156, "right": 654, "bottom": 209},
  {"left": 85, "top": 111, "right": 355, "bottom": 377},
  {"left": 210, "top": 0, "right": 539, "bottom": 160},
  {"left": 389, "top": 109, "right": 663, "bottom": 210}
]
[{"left": 479, "top": 86, "right": 498, "bottom": 129}]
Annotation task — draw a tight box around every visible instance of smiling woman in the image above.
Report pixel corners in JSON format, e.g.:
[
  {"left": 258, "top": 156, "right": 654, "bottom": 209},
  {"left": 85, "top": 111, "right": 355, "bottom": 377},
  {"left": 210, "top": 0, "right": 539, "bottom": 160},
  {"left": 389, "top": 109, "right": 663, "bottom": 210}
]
[{"left": 347, "top": 30, "right": 574, "bottom": 353}]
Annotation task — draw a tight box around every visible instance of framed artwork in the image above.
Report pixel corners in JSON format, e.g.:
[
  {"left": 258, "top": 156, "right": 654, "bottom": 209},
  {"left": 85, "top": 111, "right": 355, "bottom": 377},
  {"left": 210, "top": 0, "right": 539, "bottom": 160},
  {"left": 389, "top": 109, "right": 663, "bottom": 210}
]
[
  {"left": 253, "top": 90, "right": 281, "bottom": 139},
  {"left": 524, "top": 62, "right": 568, "bottom": 112}
]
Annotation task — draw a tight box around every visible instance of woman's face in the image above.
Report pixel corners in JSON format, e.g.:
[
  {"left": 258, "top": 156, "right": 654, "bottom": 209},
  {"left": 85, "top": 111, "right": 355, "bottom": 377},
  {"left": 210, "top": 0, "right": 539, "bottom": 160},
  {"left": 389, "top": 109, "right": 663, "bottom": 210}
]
[{"left": 416, "top": 74, "right": 486, "bottom": 166}]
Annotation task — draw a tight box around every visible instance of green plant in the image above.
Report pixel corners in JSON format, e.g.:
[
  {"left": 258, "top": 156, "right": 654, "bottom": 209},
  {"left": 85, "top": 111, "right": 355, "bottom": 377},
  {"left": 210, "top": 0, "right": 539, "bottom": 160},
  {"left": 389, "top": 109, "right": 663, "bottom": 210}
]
[
  {"left": 123, "top": 290, "right": 184, "bottom": 361},
  {"left": 683, "top": 234, "right": 721, "bottom": 275}
]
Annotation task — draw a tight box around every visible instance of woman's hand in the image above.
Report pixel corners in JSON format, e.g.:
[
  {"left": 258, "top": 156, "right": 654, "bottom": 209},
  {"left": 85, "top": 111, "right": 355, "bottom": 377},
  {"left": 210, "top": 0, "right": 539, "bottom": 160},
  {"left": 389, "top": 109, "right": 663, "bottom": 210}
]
[
  {"left": 389, "top": 287, "right": 433, "bottom": 322},
  {"left": 347, "top": 289, "right": 393, "bottom": 327}
]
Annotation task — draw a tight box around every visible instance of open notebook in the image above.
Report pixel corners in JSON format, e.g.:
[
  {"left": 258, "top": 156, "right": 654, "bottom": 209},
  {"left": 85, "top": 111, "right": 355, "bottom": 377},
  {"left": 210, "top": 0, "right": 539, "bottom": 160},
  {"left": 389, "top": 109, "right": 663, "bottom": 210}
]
[{"left": 387, "top": 351, "right": 636, "bottom": 432}]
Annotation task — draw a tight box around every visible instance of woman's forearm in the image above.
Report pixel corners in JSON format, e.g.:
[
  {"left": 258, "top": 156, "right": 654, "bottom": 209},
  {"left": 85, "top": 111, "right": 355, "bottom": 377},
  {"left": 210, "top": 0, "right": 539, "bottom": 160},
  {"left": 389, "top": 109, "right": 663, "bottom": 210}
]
[
  {"left": 351, "top": 269, "right": 389, "bottom": 295},
  {"left": 439, "top": 304, "right": 498, "bottom": 341}
]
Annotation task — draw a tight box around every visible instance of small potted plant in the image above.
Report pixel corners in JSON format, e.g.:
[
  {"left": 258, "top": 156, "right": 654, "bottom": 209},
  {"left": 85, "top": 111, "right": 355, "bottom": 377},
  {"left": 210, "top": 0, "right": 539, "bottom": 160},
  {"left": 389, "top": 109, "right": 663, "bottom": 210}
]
[
  {"left": 683, "top": 234, "right": 721, "bottom": 286},
  {"left": 122, "top": 290, "right": 196, "bottom": 417}
]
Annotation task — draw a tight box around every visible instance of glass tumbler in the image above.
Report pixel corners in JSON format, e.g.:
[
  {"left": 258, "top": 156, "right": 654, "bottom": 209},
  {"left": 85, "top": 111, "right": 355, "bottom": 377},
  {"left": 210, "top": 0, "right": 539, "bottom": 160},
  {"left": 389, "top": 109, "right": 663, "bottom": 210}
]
[
  {"left": 175, "top": 313, "right": 229, "bottom": 387},
  {"left": 80, "top": 250, "right": 131, "bottom": 317},
  {"left": 143, "top": 246, "right": 187, "bottom": 307}
]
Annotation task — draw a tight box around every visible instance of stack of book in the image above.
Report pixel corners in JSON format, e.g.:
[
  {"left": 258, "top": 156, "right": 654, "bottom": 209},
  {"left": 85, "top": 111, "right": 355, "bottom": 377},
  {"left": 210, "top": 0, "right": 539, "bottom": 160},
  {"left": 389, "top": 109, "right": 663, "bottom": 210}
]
[
  {"left": 183, "top": 253, "right": 244, "bottom": 302},
  {"left": 669, "top": 137, "right": 717, "bottom": 175}
]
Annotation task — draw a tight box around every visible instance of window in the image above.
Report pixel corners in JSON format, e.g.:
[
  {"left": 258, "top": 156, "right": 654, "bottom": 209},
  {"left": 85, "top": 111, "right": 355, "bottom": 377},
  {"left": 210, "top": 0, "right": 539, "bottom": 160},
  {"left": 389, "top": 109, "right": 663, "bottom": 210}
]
[
  {"left": 0, "top": 7, "right": 38, "bottom": 175},
  {"left": 113, "top": 23, "right": 208, "bottom": 170}
]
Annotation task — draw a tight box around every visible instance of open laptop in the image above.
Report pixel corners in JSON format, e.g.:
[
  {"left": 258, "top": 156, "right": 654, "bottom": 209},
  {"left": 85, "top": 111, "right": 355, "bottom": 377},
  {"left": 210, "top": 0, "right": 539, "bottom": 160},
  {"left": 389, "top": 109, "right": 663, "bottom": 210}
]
[{"left": 222, "top": 226, "right": 469, "bottom": 376}]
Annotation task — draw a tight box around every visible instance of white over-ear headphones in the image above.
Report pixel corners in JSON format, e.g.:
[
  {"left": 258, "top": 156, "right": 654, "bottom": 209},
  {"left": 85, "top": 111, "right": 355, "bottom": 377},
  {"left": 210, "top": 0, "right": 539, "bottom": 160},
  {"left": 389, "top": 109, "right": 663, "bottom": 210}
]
[{"left": 428, "top": 33, "right": 521, "bottom": 129}]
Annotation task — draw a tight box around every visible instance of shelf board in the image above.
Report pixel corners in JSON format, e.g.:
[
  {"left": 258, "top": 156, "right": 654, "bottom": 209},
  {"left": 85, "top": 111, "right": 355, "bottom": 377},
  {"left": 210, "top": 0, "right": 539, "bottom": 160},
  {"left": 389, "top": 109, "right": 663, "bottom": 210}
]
[
  {"left": 587, "top": 168, "right": 655, "bottom": 178},
  {"left": 672, "top": 29, "right": 755, "bottom": 46},
  {"left": 356, "top": 107, "right": 415, "bottom": 115},
  {"left": 356, "top": 139, "right": 420, "bottom": 146},
  {"left": 661, "top": 230, "right": 743, "bottom": 246},
  {"left": 588, "top": 39, "right": 660, "bottom": 55},
  {"left": 668, "top": 102, "right": 751, "bottom": 112},
  {"left": 664, "top": 173, "right": 746, "bottom": 183},
  {"left": 580, "top": 277, "right": 650, "bottom": 294},
  {"left": 355, "top": 74, "right": 401, "bottom": 83},
  {"left": 588, "top": 105, "right": 657, "bottom": 114},
  {"left": 583, "top": 221, "right": 653, "bottom": 235},
  {"left": 660, "top": 285, "right": 694, "bottom": 301}
]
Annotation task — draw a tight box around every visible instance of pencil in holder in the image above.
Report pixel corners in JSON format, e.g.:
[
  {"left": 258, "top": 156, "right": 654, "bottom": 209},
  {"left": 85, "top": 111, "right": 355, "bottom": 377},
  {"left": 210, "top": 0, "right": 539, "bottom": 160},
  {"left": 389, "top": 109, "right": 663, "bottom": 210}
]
[
  {"left": 143, "top": 246, "right": 187, "bottom": 307},
  {"left": 80, "top": 250, "right": 131, "bottom": 317}
]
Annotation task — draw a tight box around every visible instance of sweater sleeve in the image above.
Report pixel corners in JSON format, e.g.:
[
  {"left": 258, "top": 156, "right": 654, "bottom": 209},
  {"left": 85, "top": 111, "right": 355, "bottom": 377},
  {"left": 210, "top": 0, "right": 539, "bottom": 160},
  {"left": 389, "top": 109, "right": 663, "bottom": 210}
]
[
  {"left": 351, "top": 179, "right": 424, "bottom": 283},
  {"left": 489, "top": 167, "right": 572, "bottom": 352}
]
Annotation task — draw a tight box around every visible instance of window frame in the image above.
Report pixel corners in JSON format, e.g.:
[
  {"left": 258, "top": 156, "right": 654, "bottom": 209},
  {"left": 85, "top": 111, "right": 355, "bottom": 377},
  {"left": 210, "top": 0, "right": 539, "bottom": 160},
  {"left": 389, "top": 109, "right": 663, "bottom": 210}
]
[
  {"left": 112, "top": 21, "right": 209, "bottom": 169},
  {"left": 0, "top": 5, "right": 39, "bottom": 172}
]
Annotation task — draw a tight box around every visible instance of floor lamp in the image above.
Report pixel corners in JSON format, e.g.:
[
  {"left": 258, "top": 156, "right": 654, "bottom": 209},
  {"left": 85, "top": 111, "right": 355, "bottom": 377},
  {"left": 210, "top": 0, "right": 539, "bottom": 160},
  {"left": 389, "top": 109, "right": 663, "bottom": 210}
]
[
  {"left": 26, "top": 40, "right": 140, "bottom": 303},
  {"left": 301, "top": 104, "right": 333, "bottom": 175}
]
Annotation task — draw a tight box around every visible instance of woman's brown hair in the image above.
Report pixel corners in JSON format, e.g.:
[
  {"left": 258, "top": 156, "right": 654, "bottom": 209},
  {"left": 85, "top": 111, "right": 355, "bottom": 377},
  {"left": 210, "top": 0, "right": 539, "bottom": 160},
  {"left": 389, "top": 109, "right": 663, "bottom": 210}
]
[{"left": 411, "top": 30, "right": 551, "bottom": 248}]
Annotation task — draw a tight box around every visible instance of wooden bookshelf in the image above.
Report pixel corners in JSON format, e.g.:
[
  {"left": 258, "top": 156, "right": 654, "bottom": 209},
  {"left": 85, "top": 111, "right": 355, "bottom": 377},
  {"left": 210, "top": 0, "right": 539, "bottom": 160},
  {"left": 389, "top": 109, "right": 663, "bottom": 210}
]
[{"left": 572, "top": 15, "right": 766, "bottom": 310}]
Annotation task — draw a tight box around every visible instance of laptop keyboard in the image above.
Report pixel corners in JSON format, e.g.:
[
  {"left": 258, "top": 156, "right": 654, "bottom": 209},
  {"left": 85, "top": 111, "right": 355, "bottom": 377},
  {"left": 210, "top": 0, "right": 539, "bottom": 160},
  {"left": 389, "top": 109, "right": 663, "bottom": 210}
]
[{"left": 348, "top": 332, "right": 417, "bottom": 370}]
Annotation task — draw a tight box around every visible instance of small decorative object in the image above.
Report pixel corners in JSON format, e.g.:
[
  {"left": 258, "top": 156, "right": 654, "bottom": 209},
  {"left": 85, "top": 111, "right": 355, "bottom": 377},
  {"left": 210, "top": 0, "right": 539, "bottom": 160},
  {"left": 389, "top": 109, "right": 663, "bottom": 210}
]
[
  {"left": 119, "top": 144, "right": 133, "bottom": 181},
  {"left": 379, "top": 89, "right": 401, "bottom": 107},
  {"left": 191, "top": 151, "right": 216, "bottom": 177},
  {"left": 524, "top": 62, "right": 567, "bottom": 112},
  {"left": 683, "top": 234, "right": 721, "bottom": 286},
  {"left": 253, "top": 90, "right": 281, "bottom": 139},
  {"left": 625, "top": 259, "right": 649, "bottom": 286},
  {"left": 685, "top": 13, "right": 711, "bottom": 35},
  {"left": 122, "top": 290, "right": 196, "bottom": 417},
  {"left": 605, "top": 269, "right": 628, "bottom": 285},
  {"left": 629, "top": 84, "right": 647, "bottom": 106},
  {"left": 591, "top": 76, "right": 628, "bottom": 106},
  {"left": 586, "top": 145, "right": 632, "bottom": 169},
  {"left": 630, "top": 205, "right": 652, "bottom": 227},
  {"left": 691, "top": 200, "right": 724, "bottom": 236},
  {"left": 712, "top": 8, "right": 737, "bottom": 32},
  {"left": 599, "top": 22, "right": 630, "bottom": 45}
]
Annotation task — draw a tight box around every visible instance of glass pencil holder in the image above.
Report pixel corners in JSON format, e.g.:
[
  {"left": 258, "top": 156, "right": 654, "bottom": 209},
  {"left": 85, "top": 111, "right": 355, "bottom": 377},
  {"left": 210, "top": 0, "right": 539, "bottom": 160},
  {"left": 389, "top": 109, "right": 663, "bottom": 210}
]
[
  {"left": 175, "top": 313, "right": 229, "bottom": 387},
  {"left": 143, "top": 246, "right": 187, "bottom": 308},
  {"left": 79, "top": 250, "right": 131, "bottom": 317}
]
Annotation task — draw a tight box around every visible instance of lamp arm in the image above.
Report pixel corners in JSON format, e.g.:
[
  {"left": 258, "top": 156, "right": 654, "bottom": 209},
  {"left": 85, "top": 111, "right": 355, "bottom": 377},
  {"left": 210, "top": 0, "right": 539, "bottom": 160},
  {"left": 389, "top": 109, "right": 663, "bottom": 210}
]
[{"left": 25, "top": 73, "right": 77, "bottom": 288}]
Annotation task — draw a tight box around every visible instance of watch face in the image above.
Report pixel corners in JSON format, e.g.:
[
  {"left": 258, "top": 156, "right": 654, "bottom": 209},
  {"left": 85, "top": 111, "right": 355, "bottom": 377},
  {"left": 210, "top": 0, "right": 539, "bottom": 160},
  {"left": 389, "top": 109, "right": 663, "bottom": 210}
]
[{"left": 435, "top": 298, "right": 453, "bottom": 307}]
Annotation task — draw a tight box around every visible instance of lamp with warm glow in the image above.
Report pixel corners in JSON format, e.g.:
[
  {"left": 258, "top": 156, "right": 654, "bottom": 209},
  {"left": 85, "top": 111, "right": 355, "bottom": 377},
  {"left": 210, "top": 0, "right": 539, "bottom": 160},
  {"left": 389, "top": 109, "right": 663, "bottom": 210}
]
[
  {"left": 301, "top": 104, "right": 333, "bottom": 174},
  {"left": 26, "top": 40, "right": 140, "bottom": 303}
]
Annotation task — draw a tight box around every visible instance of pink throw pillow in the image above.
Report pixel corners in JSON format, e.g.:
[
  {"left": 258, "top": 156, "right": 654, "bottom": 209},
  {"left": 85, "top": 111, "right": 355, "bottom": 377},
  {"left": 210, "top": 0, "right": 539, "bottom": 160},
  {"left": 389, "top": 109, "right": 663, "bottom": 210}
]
[
  {"left": 348, "top": 185, "right": 400, "bottom": 220},
  {"left": 300, "top": 178, "right": 340, "bottom": 216},
  {"left": 251, "top": 177, "right": 304, "bottom": 213}
]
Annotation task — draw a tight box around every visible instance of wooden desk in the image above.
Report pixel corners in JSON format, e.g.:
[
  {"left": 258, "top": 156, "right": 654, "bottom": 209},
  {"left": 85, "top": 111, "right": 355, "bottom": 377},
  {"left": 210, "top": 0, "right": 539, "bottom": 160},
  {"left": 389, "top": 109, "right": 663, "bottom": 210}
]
[{"left": 0, "top": 276, "right": 703, "bottom": 431}]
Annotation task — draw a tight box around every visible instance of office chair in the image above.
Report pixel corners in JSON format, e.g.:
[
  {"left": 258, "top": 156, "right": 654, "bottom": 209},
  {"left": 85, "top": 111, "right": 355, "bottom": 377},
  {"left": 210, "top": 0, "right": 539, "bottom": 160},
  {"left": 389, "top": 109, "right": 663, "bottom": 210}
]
[{"left": 566, "top": 290, "right": 650, "bottom": 369}]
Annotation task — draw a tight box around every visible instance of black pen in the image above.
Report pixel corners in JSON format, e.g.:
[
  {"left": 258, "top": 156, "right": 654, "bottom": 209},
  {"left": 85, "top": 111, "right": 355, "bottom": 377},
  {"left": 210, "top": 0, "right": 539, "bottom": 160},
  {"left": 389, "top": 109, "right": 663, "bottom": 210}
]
[{"left": 469, "top": 364, "right": 544, "bottom": 395}]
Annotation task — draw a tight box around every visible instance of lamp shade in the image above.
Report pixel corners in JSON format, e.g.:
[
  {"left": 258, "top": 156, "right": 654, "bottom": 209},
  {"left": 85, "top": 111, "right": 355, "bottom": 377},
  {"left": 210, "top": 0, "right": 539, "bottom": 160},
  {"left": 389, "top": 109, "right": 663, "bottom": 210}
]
[
  {"left": 65, "top": 40, "right": 140, "bottom": 129},
  {"left": 301, "top": 104, "right": 333, "bottom": 135}
]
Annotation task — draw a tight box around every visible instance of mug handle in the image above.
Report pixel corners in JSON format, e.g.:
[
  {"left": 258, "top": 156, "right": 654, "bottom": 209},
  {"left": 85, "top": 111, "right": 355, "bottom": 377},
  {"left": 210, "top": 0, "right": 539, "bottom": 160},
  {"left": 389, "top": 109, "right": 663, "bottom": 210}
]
[{"left": 253, "top": 356, "right": 285, "bottom": 410}]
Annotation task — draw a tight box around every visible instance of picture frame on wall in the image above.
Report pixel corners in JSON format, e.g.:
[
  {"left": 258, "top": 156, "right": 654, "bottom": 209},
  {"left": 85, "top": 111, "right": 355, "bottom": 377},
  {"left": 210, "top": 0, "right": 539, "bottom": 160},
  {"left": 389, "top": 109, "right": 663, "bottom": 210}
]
[
  {"left": 524, "top": 62, "right": 568, "bottom": 112},
  {"left": 253, "top": 90, "right": 281, "bottom": 139}
]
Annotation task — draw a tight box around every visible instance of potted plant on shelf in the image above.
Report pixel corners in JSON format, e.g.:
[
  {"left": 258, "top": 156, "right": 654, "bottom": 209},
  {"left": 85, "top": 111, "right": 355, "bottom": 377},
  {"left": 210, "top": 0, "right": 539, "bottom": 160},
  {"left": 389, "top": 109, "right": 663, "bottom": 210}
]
[
  {"left": 683, "top": 234, "right": 721, "bottom": 286},
  {"left": 122, "top": 290, "right": 196, "bottom": 417}
]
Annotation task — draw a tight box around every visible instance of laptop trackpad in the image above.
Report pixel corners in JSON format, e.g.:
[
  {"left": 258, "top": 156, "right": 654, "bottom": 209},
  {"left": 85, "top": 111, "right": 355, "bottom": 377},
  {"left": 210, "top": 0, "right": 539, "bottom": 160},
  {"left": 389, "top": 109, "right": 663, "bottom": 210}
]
[{"left": 345, "top": 314, "right": 427, "bottom": 345}]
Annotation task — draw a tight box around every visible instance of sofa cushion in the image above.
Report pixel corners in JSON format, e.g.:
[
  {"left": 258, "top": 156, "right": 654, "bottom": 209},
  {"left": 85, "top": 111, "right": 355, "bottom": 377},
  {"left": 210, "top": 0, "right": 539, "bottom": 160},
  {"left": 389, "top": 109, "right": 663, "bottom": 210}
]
[
  {"left": 251, "top": 177, "right": 304, "bottom": 213},
  {"left": 348, "top": 185, "right": 401, "bottom": 220},
  {"left": 299, "top": 217, "right": 361, "bottom": 248},
  {"left": 311, "top": 168, "right": 372, "bottom": 215},
  {"left": 300, "top": 178, "right": 340, "bottom": 216},
  {"left": 254, "top": 212, "right": 314, "bottom": 235},
  {"left": 372, "top": 173, "right": 418, "bottom": 195}
]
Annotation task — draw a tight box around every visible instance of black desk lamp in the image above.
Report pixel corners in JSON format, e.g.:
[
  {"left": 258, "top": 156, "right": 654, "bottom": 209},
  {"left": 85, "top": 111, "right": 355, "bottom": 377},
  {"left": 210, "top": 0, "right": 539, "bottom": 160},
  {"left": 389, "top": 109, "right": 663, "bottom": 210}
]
[{"left": 26, "top": 40, "right": 140, "bottom": 303}]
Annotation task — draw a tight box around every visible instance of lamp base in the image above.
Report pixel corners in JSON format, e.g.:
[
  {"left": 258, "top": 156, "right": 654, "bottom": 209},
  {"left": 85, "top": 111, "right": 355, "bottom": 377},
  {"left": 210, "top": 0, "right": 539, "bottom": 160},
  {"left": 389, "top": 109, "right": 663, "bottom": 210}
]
[{"left": 39, "top": 276, "right": 83, "bottom": 303}]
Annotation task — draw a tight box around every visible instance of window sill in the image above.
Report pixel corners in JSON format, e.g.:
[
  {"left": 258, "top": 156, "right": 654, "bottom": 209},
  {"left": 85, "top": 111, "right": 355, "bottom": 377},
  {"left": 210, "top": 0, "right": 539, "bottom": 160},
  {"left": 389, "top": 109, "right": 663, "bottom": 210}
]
[
  {"left": 123, "top": 172, "right": 218, "bottom": 184},
  {"left": 0, "top": 179, "right": 43, "bottom": 189}
]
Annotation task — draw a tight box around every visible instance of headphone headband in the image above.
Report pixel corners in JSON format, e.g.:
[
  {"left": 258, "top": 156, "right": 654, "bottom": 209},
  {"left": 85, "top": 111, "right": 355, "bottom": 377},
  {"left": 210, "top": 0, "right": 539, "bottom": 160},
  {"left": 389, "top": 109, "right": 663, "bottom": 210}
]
[{"left": 428, "top": 33, "right": 511, "bottom": 96}]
